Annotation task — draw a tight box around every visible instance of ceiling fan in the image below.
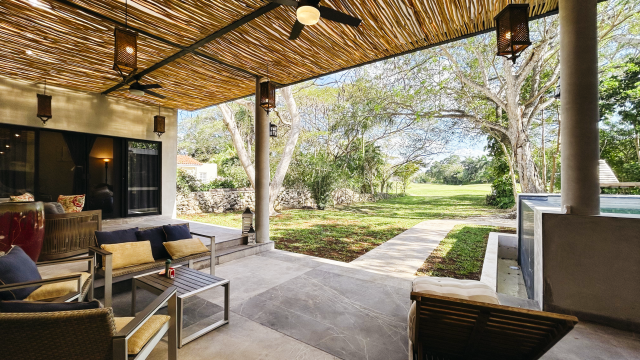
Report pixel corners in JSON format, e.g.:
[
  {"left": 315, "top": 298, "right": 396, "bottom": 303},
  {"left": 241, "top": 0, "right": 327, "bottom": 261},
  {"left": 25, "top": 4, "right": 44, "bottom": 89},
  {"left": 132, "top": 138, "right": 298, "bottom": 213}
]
[
  {"left": 126, "top": 77, "right": 165, "bottom": 99},
  {"left": 269, "top": 0, "right": 362, "bottom": 40}
]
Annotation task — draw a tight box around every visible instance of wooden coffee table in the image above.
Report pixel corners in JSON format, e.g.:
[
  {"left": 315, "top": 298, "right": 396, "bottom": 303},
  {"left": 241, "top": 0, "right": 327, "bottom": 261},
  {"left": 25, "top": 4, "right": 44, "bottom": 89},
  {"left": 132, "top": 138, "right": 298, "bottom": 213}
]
[{"left": 132, "top": 266, "right": 229, "bottom": 347}]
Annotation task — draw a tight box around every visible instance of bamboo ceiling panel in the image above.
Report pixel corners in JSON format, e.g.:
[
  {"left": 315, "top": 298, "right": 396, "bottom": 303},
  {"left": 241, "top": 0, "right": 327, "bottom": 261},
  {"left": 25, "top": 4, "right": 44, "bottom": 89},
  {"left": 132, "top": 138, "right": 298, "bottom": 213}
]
[
  {"left": 200, "top": 0, "right": 559, "bottom": 86},
  {"left": 0, "top": 0, "right": 560, "bottom": 110}
]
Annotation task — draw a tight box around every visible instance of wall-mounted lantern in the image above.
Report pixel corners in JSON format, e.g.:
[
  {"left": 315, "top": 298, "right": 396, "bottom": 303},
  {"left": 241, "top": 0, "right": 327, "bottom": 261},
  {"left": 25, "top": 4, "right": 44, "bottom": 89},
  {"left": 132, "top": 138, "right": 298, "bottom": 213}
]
[
  {"left": 495, "top": 3, "right": 531, "bottom": 63},
  {"left": 154, "top": 106, "right": 165, "bottom": 138},
  {"left": 269, "top": 122, "right": 278, "bottom": 138},
  {"left": 37, "top": 79, "right": 52, "bottom": 125}
]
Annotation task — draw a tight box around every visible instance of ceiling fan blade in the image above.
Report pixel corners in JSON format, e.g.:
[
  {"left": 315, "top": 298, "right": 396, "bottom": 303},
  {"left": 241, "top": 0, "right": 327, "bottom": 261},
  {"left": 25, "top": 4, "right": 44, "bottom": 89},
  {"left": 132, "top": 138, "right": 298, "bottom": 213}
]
[
  {"left": 319, "top": 6, "right": 361, "bottom": 27},
  {"left": 289, "top": 20, "right": 305, "bottom": 40},
  {"left": 270, "top": 0, "right": 298, "bottom": 6},
  {"left": 138, "top": 84, "right": 162, "bottom": 90},
  {"left": 143, "top": 89, "right": 165, "bottom": 99}
]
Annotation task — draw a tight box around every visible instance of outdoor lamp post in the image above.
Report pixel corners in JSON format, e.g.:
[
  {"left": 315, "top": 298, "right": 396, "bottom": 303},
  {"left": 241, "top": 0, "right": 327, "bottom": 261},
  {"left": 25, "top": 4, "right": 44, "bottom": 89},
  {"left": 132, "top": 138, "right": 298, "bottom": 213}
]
[
  {"left": 494, "top": 2, "right": 531, "bottom": 63},
  {"left": 242, "top": 207, "right": 254, "bottom": 234}
]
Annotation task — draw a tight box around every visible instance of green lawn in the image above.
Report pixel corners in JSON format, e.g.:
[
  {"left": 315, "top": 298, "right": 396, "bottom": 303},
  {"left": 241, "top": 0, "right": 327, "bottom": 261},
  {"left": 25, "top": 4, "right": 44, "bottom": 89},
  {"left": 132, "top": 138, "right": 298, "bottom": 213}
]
[
  {"left": 180, "top": 183, "right": 504, "bottom": 262},
  {"left": 416, "top": 224, "right": 515, "bottom": 280}
]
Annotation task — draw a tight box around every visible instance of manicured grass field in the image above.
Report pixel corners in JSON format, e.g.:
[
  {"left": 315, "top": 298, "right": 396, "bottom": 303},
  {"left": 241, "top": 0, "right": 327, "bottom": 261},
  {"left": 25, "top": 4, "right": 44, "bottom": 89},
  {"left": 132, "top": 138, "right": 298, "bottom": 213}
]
[
  {"left": 416, "top": 224, "right": 515, "bottom": 280},
  {"left": 180, "top": 183, "right": 503, "bottom": 262}
]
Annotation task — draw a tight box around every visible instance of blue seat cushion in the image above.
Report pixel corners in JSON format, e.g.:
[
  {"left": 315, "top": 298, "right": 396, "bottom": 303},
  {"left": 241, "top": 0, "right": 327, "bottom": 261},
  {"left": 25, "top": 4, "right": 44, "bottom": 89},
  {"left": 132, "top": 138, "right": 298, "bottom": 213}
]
[
  {"left": 135, "top": 227, "right": 169, "bottom": 260},
  {"left": 0, "top": 246, "right": 42, "bottom": 301},
  {"left": 95, "top": 227, "right": 139, "bottom": 247},
  {"left": 163, "top": 224, "right": 192, "bottom": 242},
  {"left": 0, "top": 299, "right": 102, "bottom": 313}
]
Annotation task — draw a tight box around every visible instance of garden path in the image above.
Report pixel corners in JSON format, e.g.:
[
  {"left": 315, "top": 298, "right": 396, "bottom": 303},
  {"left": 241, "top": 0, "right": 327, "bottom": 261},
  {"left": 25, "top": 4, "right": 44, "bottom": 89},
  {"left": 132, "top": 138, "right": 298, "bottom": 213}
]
[{"left": 349, "top": 216, "right": 516, "bottom": 279}]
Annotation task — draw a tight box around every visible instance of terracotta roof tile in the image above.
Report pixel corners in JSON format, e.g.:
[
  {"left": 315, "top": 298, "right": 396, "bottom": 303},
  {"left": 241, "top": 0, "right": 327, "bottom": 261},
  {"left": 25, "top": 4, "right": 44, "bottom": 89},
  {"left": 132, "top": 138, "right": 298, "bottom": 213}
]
[{"left": 177, "top": 155, "right": 203, "bottom": 166}]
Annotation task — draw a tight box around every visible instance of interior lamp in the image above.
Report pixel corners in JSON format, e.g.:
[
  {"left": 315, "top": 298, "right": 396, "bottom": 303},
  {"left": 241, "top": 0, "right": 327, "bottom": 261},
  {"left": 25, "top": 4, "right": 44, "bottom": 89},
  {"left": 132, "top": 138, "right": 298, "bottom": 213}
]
[
  {"left": 297, "top": 1, "right": 320, "bottom": 25},
  {"left": 494, "top": 2, "right": 531, "bottom": 63}
]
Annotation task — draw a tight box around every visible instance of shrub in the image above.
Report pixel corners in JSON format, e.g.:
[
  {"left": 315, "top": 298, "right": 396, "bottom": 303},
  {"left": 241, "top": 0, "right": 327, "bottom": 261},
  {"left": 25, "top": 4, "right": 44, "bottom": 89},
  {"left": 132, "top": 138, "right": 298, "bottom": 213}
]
[
  {"left": 176, "top": 169, "right": 199, "bottom": 194},
  {"left": 486, "top": 176, "right": 515, "bottom": 209}
]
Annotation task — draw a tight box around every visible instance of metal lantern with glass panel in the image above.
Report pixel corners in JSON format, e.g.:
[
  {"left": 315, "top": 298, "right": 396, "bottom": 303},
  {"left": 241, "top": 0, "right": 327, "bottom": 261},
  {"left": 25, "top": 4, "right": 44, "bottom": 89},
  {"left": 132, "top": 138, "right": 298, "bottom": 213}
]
[
  {"left": 494, "top": 3, "right": 531, "bottom": 63},
  {"left": 113, "top": 28, "right": 138, "bottom": 79},
  {"left": 154, "top": 106, "right": 165, "bottom": 138},
  {"left": 242, "top": 207, "right": 254, "bottom": 234},
  {"left": 37, "top": 80, "right": 51, "bottom": 125},
  {"left": 259, "top": 78, "right": 276, "bottom": 114},
  {"left": 269, "top": 122, "right": 277, "bottom": 138}
]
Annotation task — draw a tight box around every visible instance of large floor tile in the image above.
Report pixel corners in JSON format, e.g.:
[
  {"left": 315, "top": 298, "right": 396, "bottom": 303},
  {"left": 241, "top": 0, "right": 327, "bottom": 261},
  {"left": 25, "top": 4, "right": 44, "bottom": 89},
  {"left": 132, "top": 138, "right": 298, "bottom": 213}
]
[
  {"left": 146, "top": 312, "right": 338, "bottom": 360},
  {"left": 235, "top": 269, "right": 410, "bottom": 360}
]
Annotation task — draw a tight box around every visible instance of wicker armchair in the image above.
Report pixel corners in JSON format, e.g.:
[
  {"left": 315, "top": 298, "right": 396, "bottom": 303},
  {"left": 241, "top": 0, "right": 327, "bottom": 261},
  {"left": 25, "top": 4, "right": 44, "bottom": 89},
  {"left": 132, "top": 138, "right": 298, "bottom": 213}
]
[
  {"left": 0, "top": 255, "right": 95, "bottom": 303},
  {"left": 90, "top": 223, "right": 215, "bottom": 307},
  {"left": 0, "top": 286, "right": 178, "bottom": 360},
  {"left": 40, "top": 210, "right": 102, "bottom": 261}
]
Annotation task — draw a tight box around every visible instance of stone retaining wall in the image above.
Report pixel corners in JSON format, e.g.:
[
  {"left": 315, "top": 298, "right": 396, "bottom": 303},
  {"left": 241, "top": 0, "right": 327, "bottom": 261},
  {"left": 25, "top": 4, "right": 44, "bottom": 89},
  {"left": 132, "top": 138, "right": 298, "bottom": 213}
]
[{"left": 176, "top": 187, "right": 374, "bottom": 215}]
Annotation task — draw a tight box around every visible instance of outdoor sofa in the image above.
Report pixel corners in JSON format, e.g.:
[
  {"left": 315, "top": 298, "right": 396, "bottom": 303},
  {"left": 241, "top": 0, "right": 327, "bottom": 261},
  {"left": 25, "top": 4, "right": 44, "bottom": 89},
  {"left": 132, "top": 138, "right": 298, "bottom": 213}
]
[
  {"left": 90, "top": 222, "right": 215, "bottom": 307},
  {"left": 408, "top": 277, "right": 578, "bottom": 360}
]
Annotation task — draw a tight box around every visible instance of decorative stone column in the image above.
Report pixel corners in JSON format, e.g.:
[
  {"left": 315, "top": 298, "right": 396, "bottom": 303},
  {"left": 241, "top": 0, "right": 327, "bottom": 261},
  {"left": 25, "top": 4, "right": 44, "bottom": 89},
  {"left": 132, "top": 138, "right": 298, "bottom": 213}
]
[
  {"left": 254, "top": 77, "right": 270, "bottom": 243},
  {"left": 559, "top": 0, "right": 600, "bottom": 215}
]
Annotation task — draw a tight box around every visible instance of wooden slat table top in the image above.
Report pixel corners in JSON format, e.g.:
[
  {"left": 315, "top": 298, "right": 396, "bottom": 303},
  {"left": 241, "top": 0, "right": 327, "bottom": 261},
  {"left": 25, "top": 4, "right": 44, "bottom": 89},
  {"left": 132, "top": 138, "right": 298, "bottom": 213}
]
[{"left": 136, "top": 266, "right": 228, "bottom": 297}]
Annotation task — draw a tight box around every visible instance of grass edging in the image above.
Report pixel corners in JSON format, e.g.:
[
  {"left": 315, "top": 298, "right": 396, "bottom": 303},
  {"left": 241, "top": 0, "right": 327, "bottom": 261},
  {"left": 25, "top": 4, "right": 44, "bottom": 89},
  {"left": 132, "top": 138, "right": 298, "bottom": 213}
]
[{"left": 416, "top": 224, "right": 516, "bottom": 280}]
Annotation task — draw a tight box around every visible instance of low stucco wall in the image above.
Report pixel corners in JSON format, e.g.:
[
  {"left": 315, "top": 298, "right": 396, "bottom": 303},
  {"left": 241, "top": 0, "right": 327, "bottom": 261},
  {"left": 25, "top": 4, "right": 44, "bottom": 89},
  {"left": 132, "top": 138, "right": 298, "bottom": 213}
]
[
  {"left": 0, "top": 77, "right": 178, "bottom": 216},
  {"left": 541, "top": 213, "right": 640, "bottom": 331},
  {"left": 177, "top": 187, "right": 374, "bottom": 214}
]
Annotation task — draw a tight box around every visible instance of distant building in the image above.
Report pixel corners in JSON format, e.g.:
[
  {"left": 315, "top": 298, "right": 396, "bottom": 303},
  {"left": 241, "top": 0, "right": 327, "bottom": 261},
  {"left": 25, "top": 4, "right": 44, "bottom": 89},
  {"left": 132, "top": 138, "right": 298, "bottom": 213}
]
[{"left": 177, "top": 155, "right": 217, "bottom": 182}]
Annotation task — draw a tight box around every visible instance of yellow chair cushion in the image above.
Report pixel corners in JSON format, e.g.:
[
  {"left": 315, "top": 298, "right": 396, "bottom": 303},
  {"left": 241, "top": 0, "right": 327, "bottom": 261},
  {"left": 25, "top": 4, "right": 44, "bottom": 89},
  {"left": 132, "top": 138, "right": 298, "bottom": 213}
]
[
  {"left": 25, "top": 272, "right": 91, "bottom": 301},
  {"left": 412, "top": 277, "right": 500, "bottom": 304},
  {"left": 114, "top": 315, "right": 171, "bottom": 354},
  {"left": 163, "top": 238, "right": 209, "bottom": 260},
  {"left": 101, "top": 241, "right": 155, "bottom": 270}
]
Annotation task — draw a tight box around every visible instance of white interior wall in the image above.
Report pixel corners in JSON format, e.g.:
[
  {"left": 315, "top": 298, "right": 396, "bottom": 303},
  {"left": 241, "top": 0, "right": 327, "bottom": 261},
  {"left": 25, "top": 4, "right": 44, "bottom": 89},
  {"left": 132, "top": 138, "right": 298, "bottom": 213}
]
[{"left": 0, "top": 76, "right": 177, "bottom": 217}]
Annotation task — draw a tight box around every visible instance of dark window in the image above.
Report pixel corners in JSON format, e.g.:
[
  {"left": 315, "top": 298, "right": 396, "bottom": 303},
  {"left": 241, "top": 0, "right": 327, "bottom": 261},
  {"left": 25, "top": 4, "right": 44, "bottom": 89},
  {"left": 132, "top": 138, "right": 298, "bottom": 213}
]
[
  {"left": 0, "top": 127, "right": 35, "bottom": 199},
  {"left": 127, "top": 140, "right": 160, "bottom": 216}
]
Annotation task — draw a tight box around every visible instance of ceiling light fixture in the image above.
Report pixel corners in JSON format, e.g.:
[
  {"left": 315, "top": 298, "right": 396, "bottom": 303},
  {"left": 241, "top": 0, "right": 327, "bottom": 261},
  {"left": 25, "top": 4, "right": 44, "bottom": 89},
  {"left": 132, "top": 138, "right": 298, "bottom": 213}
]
[
  {"left": 296, "top": 0, "right": 320, "bottom": 25},
  {"left": 495, "top": 1, "right": 531, "bottom": 64},
  {"left": 154, "top": 105, "right": 165, "bottom": 138},
  {"left": 113, "top": 0, "right": 138, "bottom": 79}
]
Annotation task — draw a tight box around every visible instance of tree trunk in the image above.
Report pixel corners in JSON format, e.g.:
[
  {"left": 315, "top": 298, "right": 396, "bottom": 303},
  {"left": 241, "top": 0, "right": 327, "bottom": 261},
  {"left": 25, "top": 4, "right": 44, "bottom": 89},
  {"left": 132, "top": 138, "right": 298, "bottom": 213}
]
[
  {"left": 514, "top": 136, "right": 545, "bottom": 193},
  {"left": 635, "top": 129, "right": 640, "bottom": 163},
  {"left": 541, "top": 111, "right": 546, "bottom": 192},
  {"left": 550, "top": 114, "right": 561, "bottom": 193},
  {"left": 268, "top": 87, "right": 302, "bottom": 216},
  {"left": 500, "top": 142, "right": 518, "bottom": 202},
  {"left": 219, "top": 104, "right": 255, "bottom": 188}
]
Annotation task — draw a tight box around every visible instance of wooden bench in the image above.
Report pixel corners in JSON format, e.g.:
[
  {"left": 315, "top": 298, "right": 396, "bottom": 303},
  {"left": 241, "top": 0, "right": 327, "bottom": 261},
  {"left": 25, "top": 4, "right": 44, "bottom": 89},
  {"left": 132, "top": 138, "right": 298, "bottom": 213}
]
[{"left": 410, "top": 292, "right": 578, "bottom": 360}]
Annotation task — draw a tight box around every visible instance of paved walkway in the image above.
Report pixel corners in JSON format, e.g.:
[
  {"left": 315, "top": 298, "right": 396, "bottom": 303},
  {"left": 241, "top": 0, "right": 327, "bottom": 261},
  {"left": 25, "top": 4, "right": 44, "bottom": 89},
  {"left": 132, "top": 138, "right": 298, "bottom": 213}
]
[{"left": 349, "top": 217, "right": 517, "bottom": 279}]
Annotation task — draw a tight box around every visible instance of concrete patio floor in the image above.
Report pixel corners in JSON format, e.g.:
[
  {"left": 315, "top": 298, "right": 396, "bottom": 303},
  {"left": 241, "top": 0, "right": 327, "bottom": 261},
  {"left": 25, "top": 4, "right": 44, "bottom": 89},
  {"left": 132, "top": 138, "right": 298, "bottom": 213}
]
[{"left": 140, "top": 248, "right": 640, "bottom": 360}]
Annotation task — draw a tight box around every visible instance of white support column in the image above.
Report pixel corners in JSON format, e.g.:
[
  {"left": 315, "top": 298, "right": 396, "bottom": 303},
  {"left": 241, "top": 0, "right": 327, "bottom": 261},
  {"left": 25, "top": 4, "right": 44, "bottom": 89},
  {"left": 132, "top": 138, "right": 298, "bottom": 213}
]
[
  {"left": 559, "top": 0, "right": 600, "bottom": 216},
  {"left": 254, "top": 77, "right": 270, "bottom": 243}
]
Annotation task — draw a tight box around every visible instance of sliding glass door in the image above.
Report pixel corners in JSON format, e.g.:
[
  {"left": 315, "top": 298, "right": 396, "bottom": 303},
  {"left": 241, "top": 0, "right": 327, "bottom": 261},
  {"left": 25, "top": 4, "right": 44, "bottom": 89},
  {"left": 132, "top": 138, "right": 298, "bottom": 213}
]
[{"left": 126, "top": 140, "right": 160, "bottom": 216}]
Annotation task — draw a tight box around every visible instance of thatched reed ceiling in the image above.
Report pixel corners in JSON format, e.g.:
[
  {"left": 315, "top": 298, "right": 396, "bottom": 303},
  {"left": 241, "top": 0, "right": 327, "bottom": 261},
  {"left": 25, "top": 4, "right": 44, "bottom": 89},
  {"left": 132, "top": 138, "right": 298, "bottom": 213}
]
[{"left": 0, "top": 0, "right": 559, "bottom": 111}]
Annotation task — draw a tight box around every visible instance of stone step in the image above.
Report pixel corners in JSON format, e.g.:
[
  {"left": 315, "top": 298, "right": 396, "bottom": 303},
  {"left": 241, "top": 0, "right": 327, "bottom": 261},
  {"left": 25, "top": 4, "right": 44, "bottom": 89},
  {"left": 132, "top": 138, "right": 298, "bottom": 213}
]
[{"left": 192, "top": 241, "right": 274, "bottom": 269}]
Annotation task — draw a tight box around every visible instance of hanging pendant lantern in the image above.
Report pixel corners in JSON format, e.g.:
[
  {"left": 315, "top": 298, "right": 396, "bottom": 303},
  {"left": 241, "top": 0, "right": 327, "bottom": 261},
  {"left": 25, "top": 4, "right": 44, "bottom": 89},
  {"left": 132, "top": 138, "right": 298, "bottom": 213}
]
[
  {"left": 154, "top": 105, "right": 165, "bottom": 138},
  {"left": 494, "top": 3, "right": 531, "bottom": 64},
  {"left": 37, "top": 79, "right": 52, "bottom": 125},
  {"left": 269, "top": 122, "right": 278, "bottom": 138},
  {"left": 113, "top": 0, "right": 137, "bottom": 79},
  {"left": 260, "top": 79, "right": 276, "bottom": 114}
]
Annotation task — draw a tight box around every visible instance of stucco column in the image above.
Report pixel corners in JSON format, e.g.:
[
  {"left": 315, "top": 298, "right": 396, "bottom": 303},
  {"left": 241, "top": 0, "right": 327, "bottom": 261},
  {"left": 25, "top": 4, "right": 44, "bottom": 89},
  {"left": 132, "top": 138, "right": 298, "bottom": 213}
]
[
  {"left": 254, "top": 77, "right": 270, "bottom": 243},
  {"left": 559, "top": 0, "right": 600, "bottom": 215}
]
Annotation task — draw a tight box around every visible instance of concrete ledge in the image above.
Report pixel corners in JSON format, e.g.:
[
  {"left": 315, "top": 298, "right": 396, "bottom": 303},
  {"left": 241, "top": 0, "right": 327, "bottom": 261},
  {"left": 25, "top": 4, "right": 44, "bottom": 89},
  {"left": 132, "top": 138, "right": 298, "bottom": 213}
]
[
  {"left": 192, "top": 241, "right": 275, "bottom": 270},
  {"left": 480, "top": 232, "right": 499, "bottom": 292}
]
